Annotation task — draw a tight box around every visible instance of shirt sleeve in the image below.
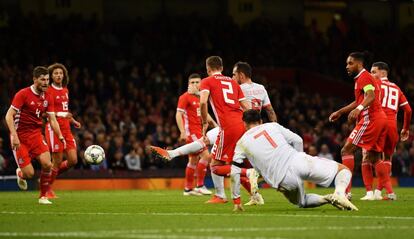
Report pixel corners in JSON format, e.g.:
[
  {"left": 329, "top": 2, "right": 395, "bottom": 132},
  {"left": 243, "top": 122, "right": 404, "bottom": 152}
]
[
  {"left": 200, "top": 78, "right": 210, "bottom": 93},
  {"left": 177, "top": 94, "right": 187, "bottom": 112},
  {"left": 235, "top": 83, "right": 246, "bottom": 102},
  {"left": 275, "top": 123, "right": 304, "bottom": 152},
  {"left": 358, "top": 75, "right": 375, "bottom": 92},
  {"left": 233, "top": 141, "right": 247, "bottom": 164},
  {"left": 11, "top": 90, "right": 25, "bottom": 111},
  {"left": 262, "top": 87, "right": 271, "bottom": 107},
  {"left": 46, "top": 93, "right": 55, "bottom": 114}
]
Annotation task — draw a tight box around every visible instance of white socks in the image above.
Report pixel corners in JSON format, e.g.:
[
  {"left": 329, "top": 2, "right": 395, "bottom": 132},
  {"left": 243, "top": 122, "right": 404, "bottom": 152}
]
[
  {"left": 334, "top": 169, "right": 352, "bottom": 197},
  {"left": 167, "top": 139, "right": 205, "bottom": 159},
  {"left": 211, "top": 172, "right": 226, "bottom": 199}
]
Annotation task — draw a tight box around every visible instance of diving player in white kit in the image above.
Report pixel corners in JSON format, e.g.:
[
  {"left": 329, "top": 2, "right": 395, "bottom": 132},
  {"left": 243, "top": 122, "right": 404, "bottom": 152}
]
[{"left": 231, "top": 109, "right": 358, "bottom": 211}]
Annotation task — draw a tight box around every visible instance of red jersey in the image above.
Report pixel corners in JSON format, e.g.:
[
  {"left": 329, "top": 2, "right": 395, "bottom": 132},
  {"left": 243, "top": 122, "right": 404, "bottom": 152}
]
[
  {"left": 200, "top": 73, "right": 245, "bottom": 129},
  {"left": 379, "top": 77, "right": 409, "bottom": 121},
  {"left": 11, "top": 86, "right": 54, "bottom": 136},
  {"left": 354, "top": 69, "right": 384, "bottom": 118},
  {"left": 48, "top": 84, "right": 70, "bottom": 130},
  {"left": 177, "top": 92, "right": 202, "bottom": 136}
]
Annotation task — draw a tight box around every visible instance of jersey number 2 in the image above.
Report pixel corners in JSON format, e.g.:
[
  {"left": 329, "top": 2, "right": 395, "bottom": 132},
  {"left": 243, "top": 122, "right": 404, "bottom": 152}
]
[
  {"left": 254, "top": 130, "right": 277, "bottom": 148},
  {"left": 221, "top": 81, "right": 235, "bottom": 104}
]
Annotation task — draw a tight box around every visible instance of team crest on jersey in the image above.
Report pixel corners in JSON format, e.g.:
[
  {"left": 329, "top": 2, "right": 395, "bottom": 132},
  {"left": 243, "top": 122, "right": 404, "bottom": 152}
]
[
  {"left": 56, "top": 96, "right": 60, "bottom": 99},
  {"left": 43, "top": 100, "right": 48, "bottom": 107},
  {"left": 30, "top": 101, "right": 35, "bottom": 105},
  {"left": 18, "top": 158, "right": 24, "bottom": 165}
]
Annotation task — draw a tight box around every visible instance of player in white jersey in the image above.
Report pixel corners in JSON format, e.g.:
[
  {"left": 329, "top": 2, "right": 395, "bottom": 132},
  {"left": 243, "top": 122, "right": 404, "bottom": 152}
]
[
  {"left": 230, "top": 109, "right": 358, "bottom": 211},
  {"left": 150, "top": 62, "right": 277, "bottom": 204}
]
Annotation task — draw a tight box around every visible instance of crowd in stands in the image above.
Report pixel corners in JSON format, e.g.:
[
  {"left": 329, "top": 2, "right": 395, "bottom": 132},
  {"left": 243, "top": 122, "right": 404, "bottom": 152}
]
[{"left": 1, "top": 12, "right": 414, "bottom": 177}]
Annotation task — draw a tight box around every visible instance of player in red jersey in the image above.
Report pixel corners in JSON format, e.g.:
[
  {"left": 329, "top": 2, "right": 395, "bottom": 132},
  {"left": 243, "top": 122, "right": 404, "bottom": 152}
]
[
  {"left": 360, "top": 62, "right": 412, "bottom": 200},
  {"left": 45, "top": 63, "right": 81, "bottom": 198},
  {"left": 176, "top": 73, "right": 216, "bottom": 196},
  {"left": 4, "top": 66, "right": 66, "bottom": 205},
  {"left": 199, "top": 56, "right": 251, "bottom": 203},
  {"left": 329, "top": 52, "right": 388, "bottom": 200}
]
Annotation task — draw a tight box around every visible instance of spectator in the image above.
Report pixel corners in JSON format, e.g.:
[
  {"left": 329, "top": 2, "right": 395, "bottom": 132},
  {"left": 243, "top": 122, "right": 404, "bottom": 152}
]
[{"left": 318, "top": 144, "right": 334, "bottom": 160}]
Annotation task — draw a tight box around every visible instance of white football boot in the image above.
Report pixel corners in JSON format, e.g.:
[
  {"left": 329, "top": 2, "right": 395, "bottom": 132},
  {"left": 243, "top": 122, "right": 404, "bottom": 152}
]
[
  {"left": 195, "top": 186, "right": 212, "bottom": 195},
  {"left": 325, "top": 193, "right": 358, "bottom": 211},
  {"left": 360, "top": 191, "right": 375, "bottom": 200},
  {"left": 244, "top": 192, "right": 265, "bottom": 206},
  {"left": 38, "top": 196, "right": 53, "bottom": 205},
  {"left": 16, "top": 168, "right": 28, "bottom": 190},
  {"left": 373, "top": 189, "right": 383, "bottom": 200}
]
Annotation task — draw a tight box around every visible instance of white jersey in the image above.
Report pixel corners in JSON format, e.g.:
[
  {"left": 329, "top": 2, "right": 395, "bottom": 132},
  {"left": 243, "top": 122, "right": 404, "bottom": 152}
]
[
  {"left": 233, "top": 122, "right": 303, "bottom": 189},
  {"left": 240, "top": 82, "right": 271, "bottom": 110}
]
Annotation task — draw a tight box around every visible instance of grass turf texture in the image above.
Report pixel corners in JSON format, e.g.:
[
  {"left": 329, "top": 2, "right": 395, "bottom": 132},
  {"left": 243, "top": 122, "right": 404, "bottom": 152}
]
[{"left": 1, "top": 188, "right": 414, "bottom": 239}]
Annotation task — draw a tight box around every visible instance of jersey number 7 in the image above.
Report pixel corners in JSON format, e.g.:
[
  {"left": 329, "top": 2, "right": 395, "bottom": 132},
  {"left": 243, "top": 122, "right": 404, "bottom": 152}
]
[{"left": 254, "top": 130, "right": 277, "bottom": 148}]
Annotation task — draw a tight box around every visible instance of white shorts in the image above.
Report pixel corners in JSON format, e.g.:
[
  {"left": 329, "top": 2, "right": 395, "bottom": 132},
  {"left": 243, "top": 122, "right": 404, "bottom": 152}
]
[
  {"left": 206, "top": 127, "right": 219, "bottom": 145},
  {"left": 278, "top": 153, "right": 338, "bottom": 207}
]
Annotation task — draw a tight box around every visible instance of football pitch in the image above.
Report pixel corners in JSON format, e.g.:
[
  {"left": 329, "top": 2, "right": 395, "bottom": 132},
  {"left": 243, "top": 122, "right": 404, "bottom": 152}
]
[{"left": 1, "top": 188, "right": 414, "bottom": 239}]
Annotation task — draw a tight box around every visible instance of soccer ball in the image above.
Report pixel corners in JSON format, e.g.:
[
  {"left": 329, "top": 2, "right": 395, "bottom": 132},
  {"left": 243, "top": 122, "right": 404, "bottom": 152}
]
[{"left": 84, "top": 145, "right": 105, "bottom": 165}]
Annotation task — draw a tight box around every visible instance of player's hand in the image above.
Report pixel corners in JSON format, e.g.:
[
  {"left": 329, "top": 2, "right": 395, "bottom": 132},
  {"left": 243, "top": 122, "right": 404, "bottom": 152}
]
[
  {"left": 401, "top": 129, "right": 410, "bottom": 141},
  {"left": 348, "top": 109, "right": 360, "bottom": 122},
  {"left": 329, "top": 111, "right": 341, "bottom": 122},
  {"left": 179, "top": 132, "right": 187, "bottom": 143},
  {"left": 233, "top": 204, "right": 244, "bottom": 212},
  {"left": 202, "top": 135, "right": 210, "bottom": 146},
  {"left": 202, "top": 121, "right": 208, "bottom": 136},
  {"left": 187, "top": 84, "right": 199, "bottom": 95},
  {"left": 73, "top": 120, "right": 82, "bottom": 129},
  {"left": 11, "top": 134, "right": 20, "bottom": 150},
  {"left": 59, "top": 136, "right": 67, "bottom": 149},
  {"left": 65, "top": 112, "right": 73, "bottom": 119}
]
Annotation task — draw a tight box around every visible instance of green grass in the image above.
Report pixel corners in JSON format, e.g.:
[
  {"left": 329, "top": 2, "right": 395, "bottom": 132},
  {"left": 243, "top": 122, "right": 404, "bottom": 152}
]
[{"left": 1, "top": 188, "right": 414, "bottom": 239}]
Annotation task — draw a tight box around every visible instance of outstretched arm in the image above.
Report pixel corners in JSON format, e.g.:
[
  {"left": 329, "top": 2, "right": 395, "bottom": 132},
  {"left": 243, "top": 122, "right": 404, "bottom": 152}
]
[
  {"left": 5, "top": 107, "right": 19, "bottom": 150},
  {"left": 263, "top": 105, "right": 277, "bottom": 122},
  {"left": 401, "top": 103, "right": 412, "bottom": 141}
]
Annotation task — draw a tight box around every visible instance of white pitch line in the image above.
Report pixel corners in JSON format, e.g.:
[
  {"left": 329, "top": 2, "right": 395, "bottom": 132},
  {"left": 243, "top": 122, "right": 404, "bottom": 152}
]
[
  {"left": 0, "top": 232, "right": 288, "bottom": 239},
  {"left": 1, "top": 211, "right": 414, "bottom": 221},
  {"left": 1, "top": 226, "right": 414, "bottom": 239}
]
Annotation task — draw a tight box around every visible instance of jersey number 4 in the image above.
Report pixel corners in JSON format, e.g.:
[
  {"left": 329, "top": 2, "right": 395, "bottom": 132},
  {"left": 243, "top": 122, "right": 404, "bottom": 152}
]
[
  {"left": 381, "top": 85, "right": 399, "bottom": 110},
  {"left": 254, "top": 130, "right": 277, "bottom": 148}
]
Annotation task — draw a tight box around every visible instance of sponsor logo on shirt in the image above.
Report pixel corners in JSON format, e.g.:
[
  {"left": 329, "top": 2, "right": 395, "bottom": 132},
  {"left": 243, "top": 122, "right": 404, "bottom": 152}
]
[
  {"left": 18, "top": 158, "right": 24, "bottom": 165},
  {"left": 30, "top": 101, "right": 35, "bottom": 105}
]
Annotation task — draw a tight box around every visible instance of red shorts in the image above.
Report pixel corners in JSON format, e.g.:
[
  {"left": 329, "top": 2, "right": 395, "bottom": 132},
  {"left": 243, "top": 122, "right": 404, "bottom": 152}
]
[
  {"left": 383, "top": 122, "right": 398, "bottom": 156},
  {"left": 211, "top": 124, "right": 245, "bottom": 163},
  {"left": 186, "top": 132, "right": 205, "bottom": 157},
  {"left": 45, "top": 123, "right": 77, "bottom": 153},
  {"left": 347, "top": 112, "right": 387, "bottom": 152},
  {"left": 12, "top": 132, "right": 49, "bottom": 168}
]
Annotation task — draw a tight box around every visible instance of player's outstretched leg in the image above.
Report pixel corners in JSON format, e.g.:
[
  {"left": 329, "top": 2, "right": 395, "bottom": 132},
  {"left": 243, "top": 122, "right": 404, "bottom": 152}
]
[{"left": 325, "top": 166, "right": 358, "bottom": 211}]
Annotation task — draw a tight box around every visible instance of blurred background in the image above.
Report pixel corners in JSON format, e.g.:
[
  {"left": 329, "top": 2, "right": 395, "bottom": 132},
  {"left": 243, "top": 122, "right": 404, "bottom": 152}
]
[{"left": 0, "top": 0, "right": 413, "bottom": 187}]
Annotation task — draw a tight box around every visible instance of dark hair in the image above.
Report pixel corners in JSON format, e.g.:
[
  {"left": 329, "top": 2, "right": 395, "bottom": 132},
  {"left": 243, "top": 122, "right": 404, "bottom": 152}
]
[
  {"left": 349, "top": 51, "right": 373, "bottom": 68},
  {"left": 242, "top": 109, "right": 261, "bottom": 124},
  {"left": 206, "top": 56, "right": 223, "bottom": 70},
  {"left": 48, "top": 63, "right": 70, "bottom": 86},
  {"left": 372, "top": 61, "right": 390, "bottom": 73},
  {"left": 234, "top": 61, "right": 252, "bottom": 78},
  {"left": 188, "top": 73, "right": 201, "bottom": 81},
  {"left": 33, "top": 66, "right": 48, "bottom": 78}
]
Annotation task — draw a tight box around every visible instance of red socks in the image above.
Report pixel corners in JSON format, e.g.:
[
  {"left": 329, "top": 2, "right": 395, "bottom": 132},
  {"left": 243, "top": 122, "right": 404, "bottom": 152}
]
[
  {"left": 376, "top": 160, "right": 393, "bottom": 194},
  {"left": 240, "top": 176, "right": 251, "bottom": 194},
  {"left": 39, "top": 169, "right": 52, "bottom": 197},
  {"left": 361, "top": 161, "right": 373, "bottom": 191},
  {"left": 211, "top": 165, "right": 231, "bottom": 176},
  {"left": 58, "top": 160, "right": 69, "bottom": 174},
  {"left": 50, "top": 168, "right": 59, "bottom": 186},
  {"left": 342, "top": 155, "right": 354, "bottom": 193},
  {"left": 185, "top": 163, "right": 196, "bottom": 190},
  {"left": 196, "top": 159, "right": 208, "bottom": 187}
]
